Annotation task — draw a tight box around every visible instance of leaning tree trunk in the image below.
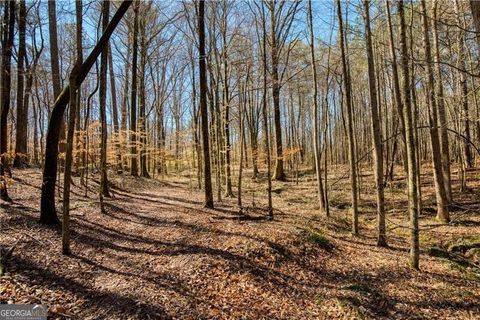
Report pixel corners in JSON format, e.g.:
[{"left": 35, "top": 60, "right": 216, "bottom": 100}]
[{"left": 40, "top": 1, "right": 132, "bottom": 225}]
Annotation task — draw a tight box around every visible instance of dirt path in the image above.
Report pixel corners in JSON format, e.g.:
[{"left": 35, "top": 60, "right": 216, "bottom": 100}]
[{"left": 1, "top": 169, "right": 479, "bottom": 319}]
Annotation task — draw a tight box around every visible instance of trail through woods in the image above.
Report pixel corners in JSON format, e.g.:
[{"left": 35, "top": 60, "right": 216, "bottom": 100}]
[{"left": 1, "top": 168, "right": 479, "bottom": 319}]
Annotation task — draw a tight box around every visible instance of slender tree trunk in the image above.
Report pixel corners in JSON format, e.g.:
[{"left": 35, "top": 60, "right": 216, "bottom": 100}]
[
  {"left": 337, "top": 0, "right": 358, "bottom": 234},
  {"left": 399, "top": 0, "right": 419, "bottom": 270},
  {"left": 99, "top": 0, "right": 111, "bottom": 210},
  {"left": 121, "top": 33, "right": 131, "bottom": 171},
  {"left": 262, "top": 4, "right": 273, "bottom": 219},
  {"left": 385, "top": 0, "right": 407, "bottom": 176},
  {"left": 0, "top": 1, "right": 15, "bottom": 202},
  {"left": 139, "top": 15, "right": 149, "bottom": 178},
  {"left": 63, "top": 63, "right": 80, "bottom": 255},
  {"left": 108, "top": 44, "right": 121, "bottom": 171},
  {"left": 432, "top": 0, "right": 452, "bottom": 203},
  {"left": 270, "top": 8, "right": 286, "bottom": 182},
  {"left": 308, "top": 0, "right": 327, "bottom": 215},
  {"left": 454, "top": 0, "right": 473, "bottom": 170},
  {"left": 48, "top": 0, "right": 66, "bottom": 171},
  {"left": 198, "top": 0, "right": 214, "bottom": 208},
  {"left": 130, "top": 2, "right": 139, "bottom": 176},
  {"left": 237, "top": 82, "right": 245, "bottom": 211},
  {"left": 13, "top": 0, "right": 27, "bottom": 168},
  {"left": 62, "top": 0, "right": 83, "bottom": 256},
  {"left": 364, "top": 0, "right": 386, "bottom": 246},
  {"left": 421, "top": 0, "right": 449, "bottom": 223}
]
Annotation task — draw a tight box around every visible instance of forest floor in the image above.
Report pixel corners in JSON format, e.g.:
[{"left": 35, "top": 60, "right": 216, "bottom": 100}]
[{"left": 0, "top": 165, "right": 479, "bottom": 319}]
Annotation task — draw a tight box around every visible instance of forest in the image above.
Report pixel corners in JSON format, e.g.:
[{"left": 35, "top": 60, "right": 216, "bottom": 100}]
[{"left": 0, "top": 0, "right": 479, "bottom": 318}]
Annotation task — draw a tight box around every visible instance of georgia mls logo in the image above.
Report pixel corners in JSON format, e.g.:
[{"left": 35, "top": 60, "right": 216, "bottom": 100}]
[
  {"left": 0, "top": 304, "right": 47, "bottom": 320},
  {"left": 31, "top": 305, "right": 47, "bottom": 318}
]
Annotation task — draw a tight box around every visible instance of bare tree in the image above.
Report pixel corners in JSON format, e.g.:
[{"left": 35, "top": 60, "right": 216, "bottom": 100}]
[
  {"left": 398, "top": 0, "right": 419, "bottom": 270},
  {"left": 363, "top": 0, "right": 386, "bottom": 246},
  {"left": 99, "top": 0, "right": 111, "bottom": 212},
  {"left": 336, "top": 0, "right": 358, "bottom": 234},
  {"left": 13, "top": 0, "right": 27, "bottom": 168},
  {"left": 198, "top": 0, "right": 214, "bottom": 208},
  {"left": 420, "top": 0, "right": 449, "bottom": 223},
  {"left": 62, "top": 0, "right": 83, "bottom": 255},
  {"left": 130, "top": 2, "right": 139, "bottom": 176},
  {"left": 40, "top": 1, "right": 132, "bottom": 225},
  {"left": 0, "top": 1, "right": 15, "bottom": 202},
  {"left": 307, "top": 0, "right": 327, "bottom": 215}
]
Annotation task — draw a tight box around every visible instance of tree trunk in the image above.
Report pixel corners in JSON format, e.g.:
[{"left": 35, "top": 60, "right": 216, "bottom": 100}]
[
  {"left": 0, "top": 1, "right": 15, "bottom": 202},
  {"left": 99, "top": 0, "right": 111, "bottom": 211},
  {"left": 337, "top": 0, "right": 359, "bottom": 234},
  {"left": 385, "top": 0, "right": 407, "bottom": 176},
  {"left": 432, "top": 0, "right": 452, "bottom": 203},
  {"left": 139, "top": 13, "right": 149, "bottom": 178},
  {"left": 62, "top": 0, "right": 83, "bottom": 256},
  {"left": 454, "top": 0, "right": 473, "bottom": 170},
  {"left": 48, "top": 0, "right": 66, "bottom": 170},
  {"left": 308, "top": 0, "right": 327, "bottom": 216},
  {"left": 13, "top": 0, "right": 27, "bottom": 168},
  {"left": 262, "top": 4, "right": 273, "bottom": 219},
  {"left": 421, "top": 0, "right": 449, "bottom": 223},
  {"left": 270, "top": 6, "right": 286, "bottom": 182},
  {"left": 198, "top": 0, "right": 214, "bottom": 208},
  {"left": 40, "top": 1, "right": 132, "bottom": 225},
  {"left": 364, "top": 0, "right": 386, "bottom": 246},
  {"left": 108, "top": 44, "right": 121, "bottom": 171},
  {"left": 399, "top": 0, "right": 420, "bottom": 270},
  {"left": 130, "top": 2, "right": 139, "bottom": 176}
]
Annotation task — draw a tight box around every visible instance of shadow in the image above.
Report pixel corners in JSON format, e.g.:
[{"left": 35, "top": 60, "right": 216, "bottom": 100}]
[{"left": 9, "top": 256, "right": 172, "bottom": 319}]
